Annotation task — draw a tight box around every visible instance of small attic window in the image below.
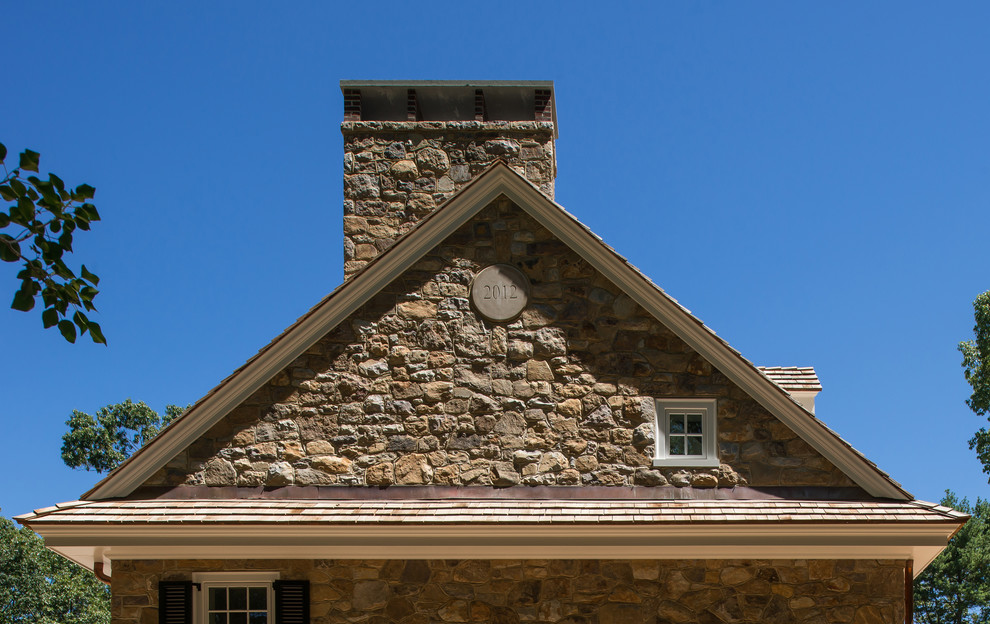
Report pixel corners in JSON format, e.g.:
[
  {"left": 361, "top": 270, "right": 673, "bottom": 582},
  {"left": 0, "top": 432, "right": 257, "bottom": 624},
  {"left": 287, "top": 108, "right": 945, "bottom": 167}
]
[{"left": 653, "top": 399, "right": 719, "bottom": 468}]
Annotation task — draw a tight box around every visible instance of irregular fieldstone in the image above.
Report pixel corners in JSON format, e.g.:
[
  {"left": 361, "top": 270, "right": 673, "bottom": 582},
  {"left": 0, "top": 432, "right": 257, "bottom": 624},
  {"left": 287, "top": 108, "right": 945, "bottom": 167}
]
[
  {"left": 538, "top": 451, "right": 568, "bottom": 473},
  {"left": 397, "top": 300, "right": 437, "bottom": 320},
  {"left": 203, "top": 459, "right": 235, "bottom": 486},
  {"left": 526, "top": 360, "right": 554, "bottom": 381},
  {"left": 352, "top": 580, "right": 389, "bottom": 611},
  {"left": 366, "top": 462, "right": 394, "bottom": 486},
  {"left": 395, "top": 454, "right": 432, "bottom": 484},
  {"left": 384, "top": 142, "right": 406, "bottom": 159},
  {"left": 344, "top": 174, "right": 379, "bottom": 199},
  {"left": 492, "top": 461, "right": 521, "bottom": 486},
  {"left": 311, "top": 455, "right": 352, "bottom": 474},
  {"left": 390, "top": 160, "right": 419, "bottom": 181},
  {"left": 534, "top": 327, "right": 567, "bottom": 357},
  {"left": 484, "top": 139, "right": 520, "bottom": 155},
  {"left": 416, "top": 147, "right": 450, "bottom": 173},
  {"left": 691, "top": 473, "right": 718, "bottom": 488},
  {"left": 266, "top": 461, "right": 294, "bottom": 486},
  {"left": 582, "top": 404, "right": 616, "bottom": 429}
]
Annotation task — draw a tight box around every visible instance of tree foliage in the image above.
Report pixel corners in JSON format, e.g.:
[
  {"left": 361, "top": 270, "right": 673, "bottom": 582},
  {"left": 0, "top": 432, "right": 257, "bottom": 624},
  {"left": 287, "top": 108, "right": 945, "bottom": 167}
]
[
  {"left": 915, "top": 491, "right": 990, "bottom": 624},
  {"left": 0, "top": 511, "right": 109, "bottom": 624},
  {"left": 962, "top": 291, "right": 990, "bottom": 477},
  {"left": 0, "top": 142, "right": 104, "bottom": 344},
  {"left": 61, "top": 400, "right": 185, "bottom": 473}
]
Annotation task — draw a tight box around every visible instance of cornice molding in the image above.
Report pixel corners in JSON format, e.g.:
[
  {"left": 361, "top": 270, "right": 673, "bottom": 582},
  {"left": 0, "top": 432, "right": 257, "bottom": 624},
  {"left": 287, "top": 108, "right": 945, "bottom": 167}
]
[{"left": 38, "top": 522, "right": 954, "bottom": 578}]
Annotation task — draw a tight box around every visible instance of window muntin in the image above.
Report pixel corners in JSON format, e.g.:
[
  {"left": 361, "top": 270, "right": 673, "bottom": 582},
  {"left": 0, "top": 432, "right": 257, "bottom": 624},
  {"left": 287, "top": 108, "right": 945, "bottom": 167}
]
[
  {"left": 193, "top": 572, "right": 279, "bottom": 624},
  {"left": 654, "top": 399, "right": 718, "bottom": 467},
  {"left": 207, "top": 586, "right": 269, "bottom": 624}
]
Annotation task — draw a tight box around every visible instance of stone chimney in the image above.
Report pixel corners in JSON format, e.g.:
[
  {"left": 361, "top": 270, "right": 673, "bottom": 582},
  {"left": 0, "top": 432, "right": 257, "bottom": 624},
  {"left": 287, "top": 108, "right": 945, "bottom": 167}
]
[{"left": 340, "top": 80, "right": 557, "bottom": 278}]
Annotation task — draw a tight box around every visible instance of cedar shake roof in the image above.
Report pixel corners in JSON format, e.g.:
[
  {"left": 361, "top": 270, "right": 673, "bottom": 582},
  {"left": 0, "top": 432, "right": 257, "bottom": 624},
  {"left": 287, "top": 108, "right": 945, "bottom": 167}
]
[
  {"left": 17, "top": 498, "right": 966, "bottom": 527},
  {"left": 759, "top": 367, "right": 823, "bottom": 393}
]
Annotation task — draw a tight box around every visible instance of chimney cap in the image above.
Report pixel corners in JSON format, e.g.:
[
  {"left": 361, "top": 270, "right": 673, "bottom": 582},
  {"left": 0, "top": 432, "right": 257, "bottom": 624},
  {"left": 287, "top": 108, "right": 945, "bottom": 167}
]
[
  {"left": 340, "top": 80, "right": 554, "bottom": 88},
  {"left": 340, "top": 80, "right": 556, "bottom": 134}
]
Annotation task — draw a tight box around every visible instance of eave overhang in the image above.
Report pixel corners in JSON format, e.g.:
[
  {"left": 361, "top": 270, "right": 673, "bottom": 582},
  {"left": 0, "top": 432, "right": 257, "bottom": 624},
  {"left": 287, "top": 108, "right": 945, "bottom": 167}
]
[{"left": 32, "top": 522, "right": 959, "bottom": 579}]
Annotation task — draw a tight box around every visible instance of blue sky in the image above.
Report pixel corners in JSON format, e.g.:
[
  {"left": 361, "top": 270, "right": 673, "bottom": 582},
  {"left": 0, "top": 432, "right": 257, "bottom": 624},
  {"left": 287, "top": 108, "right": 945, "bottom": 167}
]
[{"left": 2, "top": 2, "right": 989, "bottom": 518}]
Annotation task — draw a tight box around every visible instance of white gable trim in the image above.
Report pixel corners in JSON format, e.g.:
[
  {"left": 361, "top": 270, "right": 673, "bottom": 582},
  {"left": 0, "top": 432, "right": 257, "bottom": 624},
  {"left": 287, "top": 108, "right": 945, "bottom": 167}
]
[{"left": 85, "top": 164, "right": 908, "bottom": 500}]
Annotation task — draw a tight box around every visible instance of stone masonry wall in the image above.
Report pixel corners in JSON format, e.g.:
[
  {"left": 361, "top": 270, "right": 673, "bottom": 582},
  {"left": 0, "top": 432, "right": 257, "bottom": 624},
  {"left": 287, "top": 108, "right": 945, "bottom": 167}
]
[
  {"left": 111, "top": 558, "right": 906, "bottom": 624},
  {"left": 342, "top": 121, "right": 555, "bottom": 278},
  {"left": 145, "top": 196, "right": 854, "bottom": 490}
]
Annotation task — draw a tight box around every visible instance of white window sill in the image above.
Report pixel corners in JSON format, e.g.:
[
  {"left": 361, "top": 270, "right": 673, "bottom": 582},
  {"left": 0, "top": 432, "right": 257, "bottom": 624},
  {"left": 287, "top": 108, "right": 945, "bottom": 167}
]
[{"left": 653, "top": 458, "right": 720, "bottom": 469}]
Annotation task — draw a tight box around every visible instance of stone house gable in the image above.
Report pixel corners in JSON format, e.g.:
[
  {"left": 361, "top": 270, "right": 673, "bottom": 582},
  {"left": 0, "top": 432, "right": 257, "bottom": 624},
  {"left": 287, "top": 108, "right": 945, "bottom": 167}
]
[
  {"left": 142, "top": 193, "right": 854, "bottom": 491},
  {"left": 18, "top": 83, "right": 967, "bottom": 624}
]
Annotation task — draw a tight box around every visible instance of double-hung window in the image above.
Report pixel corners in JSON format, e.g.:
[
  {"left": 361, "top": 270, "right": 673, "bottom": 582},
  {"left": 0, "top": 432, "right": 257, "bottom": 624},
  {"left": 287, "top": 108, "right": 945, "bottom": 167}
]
[
  {"left": 193, "top": 572, "right": 279, "bottom": 624},
  {"left": 653, "top": 398, "right": 719, "bottom": 468}
]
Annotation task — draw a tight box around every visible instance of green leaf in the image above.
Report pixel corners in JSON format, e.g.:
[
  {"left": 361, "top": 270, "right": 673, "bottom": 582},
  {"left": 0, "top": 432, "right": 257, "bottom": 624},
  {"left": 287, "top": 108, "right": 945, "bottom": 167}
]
[
  {"left": 51, "top": 258, "right": 73, "bottom": 280},
  {"left": 9, "top": 178, "right": 26, "bottom": 197},
  {"left": 42, "top": 307, "right": 58, "bottom": 328},
  {"left": 11, "top": 196, "right": 34, "bottom": 224},
  {"left": 58, "top": 230, "right": 73, "bottom": 252},
  {"left": 87, "top": 320, "right": 107, "bottom": 345},
  {"left": 81, "top": 265, "right": 99, "bottom": 285},
  {"left": 11, "top": 287, "right": 35, "bottom": 312},
  {"left": 0, "top": 234, "right": 19, "bottom": 262},
  {"left": 57, "top": 319, "right": 77, "bottom": 343},
  {"left": 0, "top": 212, "right": 9, "bottom": 227},
  {"left": 78, "top": 202, "right": 100, "bottom": 222},
  {"left": 19, "top": 149, "right": 40, "bottom": 172},
  {"left": 73, "top": 310, "right": 89, "bottom": 331},
  {"left": 74, "top": 183, "right": 96, "bottom": 200},
  {"left": 0, "top": 185, "right": 15, "bottom": 201},
  {"left": 0, "top": 141, "right": 6, "bottom": 162}
]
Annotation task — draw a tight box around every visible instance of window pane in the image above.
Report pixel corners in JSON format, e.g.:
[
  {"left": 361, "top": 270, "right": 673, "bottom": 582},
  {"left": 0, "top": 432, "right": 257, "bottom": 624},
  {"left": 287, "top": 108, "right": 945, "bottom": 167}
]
[
  {"left": 229, "top": 587, "right": 247, "bottom": 611},
  {"left": 669, "top": 436, "right": 685, "bottom": 455},
  {"left": 249, "top": 613, "right": 268, "bottom": 624},
  {"left": 210, "top": 614, "right": 227, "bottom": 624},
  {"left": 249, "top": 587, "right": 267, "bottom": 610},
  {"left": 209, "top": 588, "right": 227, "bottom": 611},
  {"left": 687, "top": 414, "right": 703, "bottom": 434},
  {"left": 687, "top": 436, "right": 703, "bottom": 455},
  {"left": 230, "top": 613, "right": 247, "bottom": 624},
  {"left": 669, "top": 414, "right": 684, "bottom": 434}
]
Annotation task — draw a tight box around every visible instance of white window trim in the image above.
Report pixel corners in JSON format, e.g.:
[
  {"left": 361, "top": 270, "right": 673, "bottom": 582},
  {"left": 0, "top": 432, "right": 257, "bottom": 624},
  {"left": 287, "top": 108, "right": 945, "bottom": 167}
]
[
  {"left": 653, "top": 398, "right": 719, "bottom": 468},
  {"left": 192, "top": 571, "right": 280, "bottom": 624}
]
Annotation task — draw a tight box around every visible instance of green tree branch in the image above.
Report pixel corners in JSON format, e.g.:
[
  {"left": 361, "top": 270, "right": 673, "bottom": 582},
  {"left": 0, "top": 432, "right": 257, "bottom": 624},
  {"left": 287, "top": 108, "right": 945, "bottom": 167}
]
[
  {"left": 1, "top": 142, "right": 105, "bottom": 344},
  {"left": 962, "top": 291, "right": 990, "bottom": 478}
]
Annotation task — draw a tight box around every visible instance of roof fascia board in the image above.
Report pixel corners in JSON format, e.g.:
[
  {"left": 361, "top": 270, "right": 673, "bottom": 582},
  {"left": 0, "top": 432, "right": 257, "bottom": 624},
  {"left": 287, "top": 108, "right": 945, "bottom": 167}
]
[
  {"left": 32, "top": 522, "right": 961, "bottom": 542},
  {"left": 87, "top": 164, "right": 907, "bottom": 501},
  {"left": 49, "top": 544, "right": 943, "bottom": 578},
  {"left": 37, "top": 523, "right": 955, "bottom": 575}
]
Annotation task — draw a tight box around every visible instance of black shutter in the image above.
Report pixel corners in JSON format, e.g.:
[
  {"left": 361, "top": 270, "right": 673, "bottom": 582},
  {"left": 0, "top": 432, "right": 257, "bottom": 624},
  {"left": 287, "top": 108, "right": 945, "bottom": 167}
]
[
  {"left": 273, "top": 580, "right": 309, "bottom": 624},
  {"left": 158, "top": 581, "right": 193, "bottom": 624}
]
